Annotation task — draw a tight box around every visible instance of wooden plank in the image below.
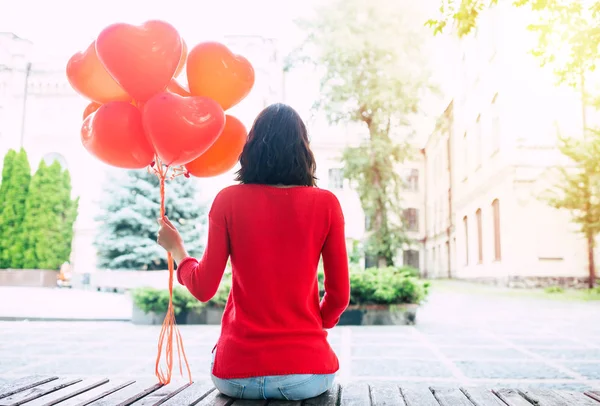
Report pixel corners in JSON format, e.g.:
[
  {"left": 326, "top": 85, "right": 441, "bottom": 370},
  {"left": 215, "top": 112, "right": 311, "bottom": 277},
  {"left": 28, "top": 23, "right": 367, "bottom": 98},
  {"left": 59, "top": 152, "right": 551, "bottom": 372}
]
[
  {"left": 339, "top": 382, "right": 370, "bottom": 406},
  {"left": 267, "top": 400, "right": 301, "bottom": 405},
  {"left": 518, "top": 389, "right": 569, "bottom": 406},
  {"left": 586, "top": 391, "right": 600, "bottom": 403},
  {"left": 303, "top": 383, "right": 340, "bottom": 406},
  {"left": 400, "top": 386, "right": 438, "bottom": 406},
  {"left": 160, "top": 381, "right": 215, "bottom": 406},
  {"left": 193, "top": 389, "right": 234, "bottom": 406},
  {"left": 24, "top": 378, "right": 109, "bottom": 406},
  {"left": 430, "top": 387, "right": 474, "bottom": 406},
  {"left": 493, "top": 389, "right": 534, "bottom": 406},
  {"left": 84, "top": 380, "right": 162, "bottom": 406},
  {"left": 134, "top": 382, "right": 191, "bottom": 406},
  {"left": 0, "top": 377, "right": 81, "bottom": 406},
  {"left": 554, "top": 391, "right": 600, "bottom": 406},
  {"left": 369, "top": 383, "right": 405, "bottom": 406},
  {"left": 0, "top": 376, "right": 58, "bottom": 400},
  {"left": 230, "top": 400, "right": 267, "bottom": 405},
  {"left": 460, "top": 387, "right": 505, "bottom": 406},
  {"left": 59, "top": 379, "right": 135, "bottom": 406}
]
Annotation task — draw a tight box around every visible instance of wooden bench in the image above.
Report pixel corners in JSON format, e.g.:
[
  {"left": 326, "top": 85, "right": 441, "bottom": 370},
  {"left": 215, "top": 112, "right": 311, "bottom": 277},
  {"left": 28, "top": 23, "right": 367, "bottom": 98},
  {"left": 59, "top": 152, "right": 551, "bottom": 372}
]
[{"left": 1, "top": 376, "right": 599, "bottom": 405}]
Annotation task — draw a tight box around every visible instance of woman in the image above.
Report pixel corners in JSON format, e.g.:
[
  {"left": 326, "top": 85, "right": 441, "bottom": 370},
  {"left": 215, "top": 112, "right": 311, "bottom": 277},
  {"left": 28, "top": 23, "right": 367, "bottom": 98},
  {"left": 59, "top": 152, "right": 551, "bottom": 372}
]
[{"left": 157, "top": 103, "right": 350, "bottom": 401}]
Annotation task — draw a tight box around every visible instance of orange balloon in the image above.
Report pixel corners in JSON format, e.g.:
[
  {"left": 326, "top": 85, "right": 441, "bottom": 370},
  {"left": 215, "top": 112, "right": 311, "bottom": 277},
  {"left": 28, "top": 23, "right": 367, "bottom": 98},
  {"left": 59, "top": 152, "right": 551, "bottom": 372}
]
[
  {"left": 187, "top": 42, "right": 255, "bottom": 110},
  {"left": 83, "top": 102, "right": 102, "bottom": 120},
  {"left": 66, "top": 41, "right": 130, "bottom": 103},
  {"left": 185, "top": 115, "right": 247, "bottom": 177},
  {"left": 96, "top": 20, "right": 182, "bottom": 102},
  {"left": 81, "top": 102, "right": 155, "bottom": 169},
  {"left": 142, "top": 92, "right": 225, "bottom": 166},
  {"left": 174, "top": 39, "right": 187, "bottom": 77},
  {"left": 167, "top": 79, "right": 191, "bottom": 97}
]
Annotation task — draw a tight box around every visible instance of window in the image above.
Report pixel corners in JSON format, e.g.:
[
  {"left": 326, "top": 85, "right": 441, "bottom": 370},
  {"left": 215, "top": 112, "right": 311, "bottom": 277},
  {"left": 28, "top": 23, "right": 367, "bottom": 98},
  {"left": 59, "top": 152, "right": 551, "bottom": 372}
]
[
  {"left": 403, "top": 208, "right": 419, "bottom": 232},
  {"left": 328, "top": 168, "right": 343, "bottom": 189},
  {"left": 476, "top": 208, "right": 483, "bottom": 264},
  {"left": 491, "top": 94, "right": 500, "bottom": 153},
  {"left": 365, "top": 214, "right": 372, "bottom": 232},
  {"left": 492, "top": 199, "right": 502, "bottom": 261},
  {"left": 475, "top": 115, "right": 482, "bottom": 169},
  {"left": 403, "top": 249, "right": 420, "bottom": 270},
  {"left": 463, "top": 216, "right": 469, "bottom": 265},
  {"left": 402, "top": 168, "right": 419, "bottom": 192}
]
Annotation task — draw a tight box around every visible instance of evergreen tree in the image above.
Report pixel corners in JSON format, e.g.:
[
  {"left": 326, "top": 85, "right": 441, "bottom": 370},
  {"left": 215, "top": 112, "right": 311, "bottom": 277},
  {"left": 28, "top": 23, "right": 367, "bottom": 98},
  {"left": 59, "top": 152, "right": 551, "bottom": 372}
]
[
  {"left": 20, "top": 161, "right": 78, "bottom": 270},
  {"left": 95, "top": 170, "right": 205, "bottom": 270},
  {"left": 0, "top": 149, "right": 31, "bottom": 269}
]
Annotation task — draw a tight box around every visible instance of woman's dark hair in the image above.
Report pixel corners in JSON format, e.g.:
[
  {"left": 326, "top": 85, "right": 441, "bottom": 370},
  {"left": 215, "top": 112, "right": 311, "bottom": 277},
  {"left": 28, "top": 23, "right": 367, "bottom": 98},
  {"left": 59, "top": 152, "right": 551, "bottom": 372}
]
[{"left": 235, "top": 103, "right": 317, "bottom": 186}]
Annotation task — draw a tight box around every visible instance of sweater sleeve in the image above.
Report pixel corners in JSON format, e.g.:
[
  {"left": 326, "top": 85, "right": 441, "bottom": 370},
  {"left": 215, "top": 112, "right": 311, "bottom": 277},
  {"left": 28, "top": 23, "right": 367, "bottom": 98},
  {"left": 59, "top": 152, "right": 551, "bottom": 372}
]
[
  {"left": 320, "top": 195, "right": 350, "bottom": 329},
  {"left": 176, "top": 198, "right": 230, "bottom": 303}
]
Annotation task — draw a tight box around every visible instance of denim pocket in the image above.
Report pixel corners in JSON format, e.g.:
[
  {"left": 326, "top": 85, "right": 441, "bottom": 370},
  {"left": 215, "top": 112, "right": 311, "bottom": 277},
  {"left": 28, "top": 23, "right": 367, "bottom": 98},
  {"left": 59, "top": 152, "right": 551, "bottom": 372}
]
[
  {"left": 212, "top": 376, "right": 246, "bottom": 399},
  {"left": 278, "top": 374, "right": 335, "bottom": 401}
]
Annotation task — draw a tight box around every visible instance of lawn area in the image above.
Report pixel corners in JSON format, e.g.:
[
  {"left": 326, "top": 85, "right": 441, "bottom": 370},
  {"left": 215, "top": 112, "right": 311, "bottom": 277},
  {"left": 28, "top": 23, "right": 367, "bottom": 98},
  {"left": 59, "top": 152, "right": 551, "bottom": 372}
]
[{"left": 429, "top": 279, "right": 600, "bottom": 302}]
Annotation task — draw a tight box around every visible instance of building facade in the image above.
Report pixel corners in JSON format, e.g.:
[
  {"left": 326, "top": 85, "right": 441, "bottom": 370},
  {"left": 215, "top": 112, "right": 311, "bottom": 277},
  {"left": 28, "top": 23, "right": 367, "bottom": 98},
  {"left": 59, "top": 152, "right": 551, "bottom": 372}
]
[{"left": 423, "top": 3, "right": 591, "bottom": 285}]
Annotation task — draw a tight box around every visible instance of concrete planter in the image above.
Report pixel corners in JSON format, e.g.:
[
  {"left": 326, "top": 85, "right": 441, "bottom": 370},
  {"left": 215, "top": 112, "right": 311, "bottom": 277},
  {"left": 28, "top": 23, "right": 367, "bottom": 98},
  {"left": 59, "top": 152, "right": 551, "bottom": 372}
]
[
  {"left": 0, "top": 269, "right": 59, "bottom": 288},
  {"left": 185, "top": 307, "right": 207, "bottom": 324},
  {"left": 131, "top": 305, "right": 166, "bottom": 325},
  {"left": 205, "top": 307, "right": 225, "bottom": 325},
  {"left": 183, "top": 307, "right": 225, "bottom": 325},
  {"left": 338, "top": 304, "right": 418, "bottom": 326}
]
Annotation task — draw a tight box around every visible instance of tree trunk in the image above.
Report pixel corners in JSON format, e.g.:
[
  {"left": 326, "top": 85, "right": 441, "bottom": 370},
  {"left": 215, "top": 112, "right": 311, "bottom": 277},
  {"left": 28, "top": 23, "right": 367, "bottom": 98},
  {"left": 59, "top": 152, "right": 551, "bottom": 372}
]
[{"left": 586, "top": 232, "right": 596, "bottom": 288}]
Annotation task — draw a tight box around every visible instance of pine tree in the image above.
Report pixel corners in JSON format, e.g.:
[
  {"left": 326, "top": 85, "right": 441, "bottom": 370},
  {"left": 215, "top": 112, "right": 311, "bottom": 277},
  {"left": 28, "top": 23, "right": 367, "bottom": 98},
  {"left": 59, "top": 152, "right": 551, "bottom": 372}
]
[
  {"left": 0, "top": 149, "right": 31, "bottom": 269},
  {"left": 95, "top": 170, "right": 205, "bottom": 270},
  {"left": 20, "top": 160, "right": 78, "bottom": 270}
]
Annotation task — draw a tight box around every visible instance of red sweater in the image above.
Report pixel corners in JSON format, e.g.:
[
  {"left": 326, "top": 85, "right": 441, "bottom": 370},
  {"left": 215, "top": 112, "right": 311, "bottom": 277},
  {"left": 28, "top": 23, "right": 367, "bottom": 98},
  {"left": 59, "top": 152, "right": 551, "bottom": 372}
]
[{"left": 177, "top": 184, "right": 350, "bottom": 379}]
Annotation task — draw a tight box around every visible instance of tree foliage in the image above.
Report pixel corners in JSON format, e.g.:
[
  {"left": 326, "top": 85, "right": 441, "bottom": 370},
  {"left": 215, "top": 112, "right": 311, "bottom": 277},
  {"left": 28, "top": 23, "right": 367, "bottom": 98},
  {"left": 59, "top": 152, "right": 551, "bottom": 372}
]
[
  {"left": 290, "top": 0, "right": 434, "bottom": 265},
  {"left": 20, "top": 160, "right": 79, "bottom": 270},
  {"left": 95, "top": 170, "right": 205, "bottom": 270},
  {"left": 0, "top": 149, "right": 31, "bottom": 268}
]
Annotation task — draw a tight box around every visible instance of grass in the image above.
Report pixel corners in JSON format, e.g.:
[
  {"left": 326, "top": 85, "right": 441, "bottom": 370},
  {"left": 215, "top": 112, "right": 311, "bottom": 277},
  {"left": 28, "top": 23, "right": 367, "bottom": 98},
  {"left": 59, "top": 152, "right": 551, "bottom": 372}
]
[{"left": 428, "top": 279, "right": 600, "bottom": 302}]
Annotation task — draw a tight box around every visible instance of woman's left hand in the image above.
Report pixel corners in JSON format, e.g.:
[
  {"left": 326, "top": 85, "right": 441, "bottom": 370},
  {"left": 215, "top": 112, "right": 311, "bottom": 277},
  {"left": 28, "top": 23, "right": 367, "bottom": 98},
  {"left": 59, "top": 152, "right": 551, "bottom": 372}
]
[{"left": 157, "top": 216, "right": 184, "bottom": 254}]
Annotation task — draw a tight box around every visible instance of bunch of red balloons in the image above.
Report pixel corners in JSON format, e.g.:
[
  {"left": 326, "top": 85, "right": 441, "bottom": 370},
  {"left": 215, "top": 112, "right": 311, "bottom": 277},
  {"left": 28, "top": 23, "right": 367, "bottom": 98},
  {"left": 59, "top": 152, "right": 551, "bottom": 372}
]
[{"left": 66, "top": 20, "right": 254, "bottom": 177}]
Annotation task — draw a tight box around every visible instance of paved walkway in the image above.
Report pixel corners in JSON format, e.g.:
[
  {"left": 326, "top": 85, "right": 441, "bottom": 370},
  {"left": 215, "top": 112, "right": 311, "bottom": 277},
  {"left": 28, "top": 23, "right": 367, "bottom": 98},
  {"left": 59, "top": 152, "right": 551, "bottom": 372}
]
[{"left": 0, "top": 285, "right": 599, "bottom": 391}]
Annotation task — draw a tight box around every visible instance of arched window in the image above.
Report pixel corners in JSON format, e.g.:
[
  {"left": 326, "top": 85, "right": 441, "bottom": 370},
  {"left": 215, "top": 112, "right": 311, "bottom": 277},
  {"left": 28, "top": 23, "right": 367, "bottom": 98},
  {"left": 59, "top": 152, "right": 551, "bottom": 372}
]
[
  {"left": 492, "top": 199, "right": 501, "bottom": 261},
  {"left": 476, "top": 208, "right": 483, "bottom": 263},
  {"left": 463, "top": 216, "right": 469, "bottom": 265},
  {"left": 42, "top": 152, "right": 67, "bottom": 169}
]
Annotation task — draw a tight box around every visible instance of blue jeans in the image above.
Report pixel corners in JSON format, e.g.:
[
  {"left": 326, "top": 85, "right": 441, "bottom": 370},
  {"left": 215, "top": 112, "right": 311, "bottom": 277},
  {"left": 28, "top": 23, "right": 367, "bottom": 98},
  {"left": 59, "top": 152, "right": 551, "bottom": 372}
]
[{"left": 210, "top": 351, "right": 336, "bottom": 400}]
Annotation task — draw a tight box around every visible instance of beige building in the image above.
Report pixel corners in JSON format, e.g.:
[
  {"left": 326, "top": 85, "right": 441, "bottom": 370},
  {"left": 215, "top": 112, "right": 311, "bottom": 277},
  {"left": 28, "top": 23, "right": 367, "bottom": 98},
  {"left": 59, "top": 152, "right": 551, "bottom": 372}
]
[{"left": 423, "top": 3, "right": 591, "bottom": 285}]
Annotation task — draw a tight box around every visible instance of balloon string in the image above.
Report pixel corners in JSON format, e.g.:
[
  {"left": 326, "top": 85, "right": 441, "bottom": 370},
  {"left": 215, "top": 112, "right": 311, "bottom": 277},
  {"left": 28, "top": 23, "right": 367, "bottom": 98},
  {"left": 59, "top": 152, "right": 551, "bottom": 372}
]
[{"left": 154, "top": 157, "right": 193, "bottom": 385}]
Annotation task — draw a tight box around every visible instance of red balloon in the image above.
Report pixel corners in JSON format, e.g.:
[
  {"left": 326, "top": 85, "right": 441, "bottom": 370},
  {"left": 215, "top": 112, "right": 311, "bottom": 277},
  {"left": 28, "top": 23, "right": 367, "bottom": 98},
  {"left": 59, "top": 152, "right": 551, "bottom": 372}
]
[
  {"left": 187, "top": 42, "right": 255, "bottom": 110},
  {"left": 96, "top": 20, "right": 182, "bottom": 102},
  {"left": 185, "top": 115, "right": 247, "bottom": 177},
  {"left": 166, "top": 79, "right": 191, "bottom": 97},
  {"left": 83, "top": 102, "right": 102, "bottom": 120},
  {"left": 81, "top": 102, "right": 155, "bottom": 169},
  {"left": 143, "top": 92, "right": 225, "bottom": 166}
]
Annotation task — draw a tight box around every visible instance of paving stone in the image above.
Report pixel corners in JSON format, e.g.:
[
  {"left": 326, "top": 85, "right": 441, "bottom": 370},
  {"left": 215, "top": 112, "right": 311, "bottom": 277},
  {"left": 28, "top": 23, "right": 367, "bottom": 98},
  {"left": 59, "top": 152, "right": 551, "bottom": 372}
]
[
  {"left": 528, "top": 348, "right": 600, "bottom": 360},
  {"left": 456, "top": 361, "right": 573, "bottom": 379},
  {"left": 352, "top": 359, "right": 454, "bottom": 377},
  {"left": 559, "top": 362, "right": 600, "bottom": 379},
  {"left": 439, "top": 346, "right": 532, "bottom": 360},
  {"left": 352, "top": 344, "right": 435, "bottom": 358}
]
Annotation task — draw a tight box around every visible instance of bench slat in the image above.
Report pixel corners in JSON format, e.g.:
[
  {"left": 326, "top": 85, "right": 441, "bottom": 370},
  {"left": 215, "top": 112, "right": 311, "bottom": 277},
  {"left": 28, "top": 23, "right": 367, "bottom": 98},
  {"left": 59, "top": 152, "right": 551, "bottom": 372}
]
[
  {"left": 59, "top": 379, "right": 135, "bottom": 406},
  {"left": 84, "top": 380, "right": 161, "bottom": 406},
  {"left": 400, "top": 386, "right": 439, "bottom": 406},
  {"left": 430, "top": 387, "right": 474, "bottom": 406},
  {"left": 267, "top": 400, "right": 301, "bottom": 405},
  {"left": 230, "top": 400, "right": 267, "bottom": 405},
  {"left": 586, "top": 391, "right": 600, "bottom": 403},
  {"left": 24, "top": 379, "right": 109, "bottom": 406},
  {"left": 460, "top": 387, "right": 505, "bottom": 406},
  {"left": 340, "top": 382, "right": 370, "bottom": 406},
  {"left": 0, "top": 376, "right": 58, "bottom": 400},
  {"left": 160, "top": 381, "right": 215, "bottom": 406},
  {"left": 192, "top": 389, "right": 234, "bottom": 406},
  {"left": 518, "top": 389, "right": 569, "bottom": 406},
  {"left": 369, "top": 383, "right": 405, "bottom": 406},
  {"left": 0, "top": 377, "right": 81, "bottom": 406},
  {"left": 493, "top": 389, "right": 534, "bottom": 406},
  {"left": 555, "top": 391, "right": 600, "bottom": 405},
  {"left": 134, "top": 382, "right": 191, "bottom": 406},
  {"left": 303, "top": 383, "right": 340, "bottom": 406}
]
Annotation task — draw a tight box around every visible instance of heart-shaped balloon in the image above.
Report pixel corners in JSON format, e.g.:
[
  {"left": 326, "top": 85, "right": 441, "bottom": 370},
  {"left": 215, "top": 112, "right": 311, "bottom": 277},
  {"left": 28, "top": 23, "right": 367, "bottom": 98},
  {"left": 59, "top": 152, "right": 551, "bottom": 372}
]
[
  {"left": 174, "top": 39, "right": 187, "bottom": 77},
  {"left": 143, "top": 92, "right": 225, "bottom": 166},
  {"left": 83, "top": 102, "right": 102, "bottom": 120},
  {"left": 185, "top": 115, "right": 247, "bottom": 177},
  {"left": 167, "top": 79, "right": 191, "bottom": 97},
  {"left": 187, "top": 42, "right": 255, "bottom": 110},
  {"left": 96, "top": 20, "right": 182, "bottom": 102},
  {"left": 66, "top": 41, "right": 130, "bottom": 103},
  {"left": 81, "top": 102, "right": 155, "bottom": 169}
]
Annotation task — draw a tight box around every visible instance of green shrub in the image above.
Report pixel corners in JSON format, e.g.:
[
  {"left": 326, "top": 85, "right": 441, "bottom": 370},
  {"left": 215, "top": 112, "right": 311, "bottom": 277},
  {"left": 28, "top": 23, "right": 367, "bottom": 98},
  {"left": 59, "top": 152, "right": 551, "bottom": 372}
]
[
  {"left": 132, "top": 287, "right": 204, "bottom": 315},
  {"left": 208, "top": 271, "right": 232, "bottom": 308},
  {"left": 544, "top": 286, "right": 565, "bottom": 294}
]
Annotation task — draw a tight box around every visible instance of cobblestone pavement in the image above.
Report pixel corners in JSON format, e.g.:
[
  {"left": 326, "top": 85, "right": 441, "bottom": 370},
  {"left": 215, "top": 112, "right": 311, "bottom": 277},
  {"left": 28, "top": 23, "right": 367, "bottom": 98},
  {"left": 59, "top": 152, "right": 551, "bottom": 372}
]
[{"left": 1, "top": 287, "right": 599, "bottom": 391}]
